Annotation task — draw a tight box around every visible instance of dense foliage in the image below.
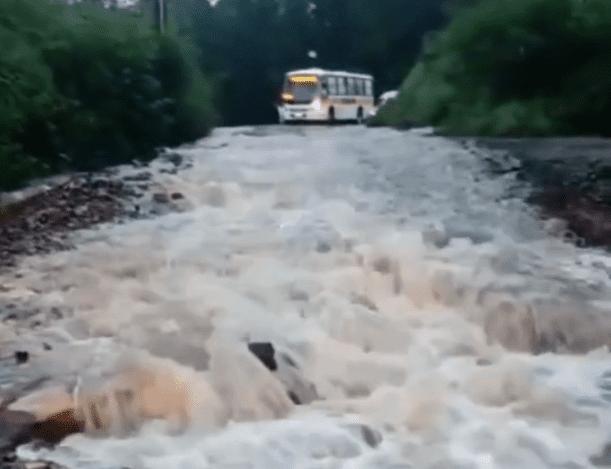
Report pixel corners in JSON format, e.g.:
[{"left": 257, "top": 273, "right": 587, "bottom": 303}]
[
  {"left": 174, "top": 0, "right": 450, "bottom": 125},
  {"left": 7, "top": 0, "right": 607, "bottom": 191},
  {"left": 374, "top": 0, "right": 611, "bottom": 136},
  {"left": 0, "top": 0, "right": 216, "bottom": 191}
]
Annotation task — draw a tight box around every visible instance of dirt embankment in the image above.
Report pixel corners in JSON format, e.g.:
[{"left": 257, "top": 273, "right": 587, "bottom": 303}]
[
  {"left": 0, "top": 177, "right": 131, "bottom": 270},
  {"left": 471, "top": 136, "right": 611, "bottom": 249},
  {"left": 0, "top": 152, "right": 190, "bottom": 272}
]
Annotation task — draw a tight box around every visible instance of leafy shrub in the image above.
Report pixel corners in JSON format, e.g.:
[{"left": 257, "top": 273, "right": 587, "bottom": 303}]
[
  {"left": 380, "top": 0, "right": 611, "bottom": 136},
  {"left": 0, "top": 0, "right": 217, "bottom": 189}
]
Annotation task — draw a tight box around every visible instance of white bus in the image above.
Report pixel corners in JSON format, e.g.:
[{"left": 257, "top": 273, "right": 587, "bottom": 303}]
[{"left": 277, "top": 68, "right": 375, "bottom": 124}]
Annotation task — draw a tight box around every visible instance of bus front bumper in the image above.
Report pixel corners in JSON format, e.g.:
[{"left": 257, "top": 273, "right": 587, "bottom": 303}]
[{"left": 278, "top": 106, "right": 327, "bottom": 122}]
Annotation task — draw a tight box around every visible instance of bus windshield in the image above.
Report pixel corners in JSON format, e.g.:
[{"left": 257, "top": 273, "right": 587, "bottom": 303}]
[{"left": 283, "top": 76, "right": 320, "bottom": 103}]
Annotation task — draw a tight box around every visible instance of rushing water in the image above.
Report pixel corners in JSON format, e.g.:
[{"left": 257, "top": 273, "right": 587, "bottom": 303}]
[{"left": 3, "top": 125, "right": 611, "bottom": 469}]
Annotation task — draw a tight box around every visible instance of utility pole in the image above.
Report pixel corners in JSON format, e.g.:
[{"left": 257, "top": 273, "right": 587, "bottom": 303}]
[
  {"left": 159, "top": 0, "right": 164, "bottom": 33},
  {"left": 153, "top": 0, "right": 167, "bottom": 33}
]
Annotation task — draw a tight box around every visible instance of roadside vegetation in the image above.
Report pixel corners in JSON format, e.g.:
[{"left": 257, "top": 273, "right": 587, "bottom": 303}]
[
  {"left": 372, "top": 0, "right": 611, "bottom": 136},
  {"left": 6, "top": 0, "right": 610, "bottom": 192},
  {"left": 0, "top": 0, "right": 217, "bottom": 191}
]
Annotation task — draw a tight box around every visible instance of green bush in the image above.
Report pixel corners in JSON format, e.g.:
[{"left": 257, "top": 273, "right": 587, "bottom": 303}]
[
  {"left": 379, "top": 0, "right": 611, "bottom": 136},
  {"left": 0, "top": 0, "right": 217, "bottom": 189}
]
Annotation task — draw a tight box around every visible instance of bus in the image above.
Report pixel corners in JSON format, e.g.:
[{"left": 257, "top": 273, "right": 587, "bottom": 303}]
[{"left": 277, "top": 68, "right": 375, "bottom": 124}]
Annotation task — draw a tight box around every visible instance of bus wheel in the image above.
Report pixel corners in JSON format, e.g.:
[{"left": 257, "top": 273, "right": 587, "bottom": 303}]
[
  {"left": 328, "top": 107, "right": 335, "bottom": 125},
  {"left": 356, "top": 107, "right": 364, "bottom": 125}
]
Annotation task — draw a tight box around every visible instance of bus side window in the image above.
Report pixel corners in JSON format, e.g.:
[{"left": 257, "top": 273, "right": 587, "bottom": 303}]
[
  {"left": 328, "top": 76, "right": 337, "bottom": 95},
  {"left": 338, "top": 77, "right": 346, "bottom": 95},
  {"left": 356, "top": 79, "right": 364, "bottom": 96},
  {"left": 365, "top": 80, "right": 373, "bottom": 97},
  {"left": 347, "top": 77, "right": 355, "bottom": 96},
  {"left": 321, "top": 77, "right": 329, "bottom": 95}
]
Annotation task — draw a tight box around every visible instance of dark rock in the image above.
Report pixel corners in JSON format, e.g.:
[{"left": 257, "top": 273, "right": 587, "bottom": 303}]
[
  {"left": 0, "top": 175, "right": 132, "bottom": 269},
  {"left": 372, "top": 256, "right": 392, "bottom": 274},
  {"left": 247, "top": 342, "right": 277, "bottom": 371},
  {"left": 0, "top": 410, "right": 37, "bottom": 451},
  {"left": 122, "top": 172, "right": 152, "bottom": 182},
  {"left": 590, "top": 443, "right": 611, "bottom": 467},
  {"left": 159, "top": 168, "right": 178, "bottom": 175},
  {"left": 280, "top": 353, "right": 298, "bottom": 368},
  {"left": 361, "top": 425, "right": 383, "bottom": 448},
  {"left": 597, "top": 372, "right": 611, "bottom": 392},
  {"left": 164, "top": 153, "right": 183, "bottom": 167},
  {"left": 170, "top": 192, "right": 184, "bottom": 200},
  {"left": 30, "top": 410, "right": 85, "bottom": 446},
  {"left": 288, "top": 391, "right": 301, "bottom": 404},
  {"left": 289, "top": 290, "right": 309, "bottom": 302},
  {"left": 43, "top": 343, "right": 52, "bottom": 351},
  {"left": 422, "top": 228, "right": 450, "bottom": 249},
  {"left": 152, "top": 193, "right": 170, "bottom": 204},
  {"left": 14, "top": 352, "right": 28, "bottom": 365}
]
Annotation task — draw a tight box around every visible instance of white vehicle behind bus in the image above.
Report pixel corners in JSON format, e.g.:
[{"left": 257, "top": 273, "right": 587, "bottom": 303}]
[{"left": 277, "top": 68, "right": 375, "bottom": 124}]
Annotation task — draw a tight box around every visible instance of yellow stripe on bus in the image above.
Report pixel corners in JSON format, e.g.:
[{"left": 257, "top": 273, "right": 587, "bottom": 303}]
[{"left": 290, "top": 76, "right": 318, "bottom": 83}]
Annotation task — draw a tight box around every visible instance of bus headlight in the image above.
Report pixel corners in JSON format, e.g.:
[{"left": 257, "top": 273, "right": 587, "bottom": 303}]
[{"left": 312, "top": 99, "right": 321, "bottom": 111}]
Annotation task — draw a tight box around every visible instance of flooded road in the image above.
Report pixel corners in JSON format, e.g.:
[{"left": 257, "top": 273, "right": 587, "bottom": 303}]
[{"left": 2, "top": 124, "right": 611, "bottom": 469}]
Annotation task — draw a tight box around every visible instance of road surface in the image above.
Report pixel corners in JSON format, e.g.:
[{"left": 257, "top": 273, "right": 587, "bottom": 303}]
[{"left": 2, "top": 125, "right": 611, "bottom": 469}]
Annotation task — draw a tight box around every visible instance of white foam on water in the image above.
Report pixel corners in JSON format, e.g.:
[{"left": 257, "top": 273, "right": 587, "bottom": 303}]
[{"left": 6, "top": 126, "right": 611, "bottom": 469}]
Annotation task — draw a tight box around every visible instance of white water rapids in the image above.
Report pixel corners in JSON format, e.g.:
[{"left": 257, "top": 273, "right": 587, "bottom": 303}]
[{"left": 2, "top": 125, "right": 611, "bottom": 469}]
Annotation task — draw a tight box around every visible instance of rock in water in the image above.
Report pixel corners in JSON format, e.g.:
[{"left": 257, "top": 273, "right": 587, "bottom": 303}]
[
  {"left": 30, "top": 410, "right": 85, "bottom": 445},
  {"left": 361, "top": 425, "right": 383, "bottom": 448},
  {"left": 246, "top": 342, "right": 319, "bottom": 405},
  {"left": 591, "top": 443, "right": 611, "bottom": 467},
  {"left": 14, "top": 351, "right": 28, "bottom": 365},
  {"left": 0, "top": 410, "right": 36, "bottom": 451},
  {"left": 422, "top": 228, "right": 450, "bottom": 249},
  {"left": 247, "top": 342, "right": 277, "bottom": 371}
]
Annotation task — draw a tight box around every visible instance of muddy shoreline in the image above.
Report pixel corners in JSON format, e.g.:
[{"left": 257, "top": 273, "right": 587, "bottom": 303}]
[
  {"left": 4, "top": 134, "right": 611, "bottom": 273},
  {"left": 467, "top": 136, "right": 611, "bottom": 249},
  {"left": 0, "top": 152, "right": 190, "bottom": 273}
]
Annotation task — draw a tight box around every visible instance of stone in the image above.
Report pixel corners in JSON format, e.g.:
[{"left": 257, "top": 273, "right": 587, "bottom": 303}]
[
  {"left": 122, "top": 172, "right": 152, "bottom": 182},
  {"left": 30, "top": 410, "right": 85, "bottom": 445},
  {"left": 247, "top": 342, "right": 277, "bottom": 371},
  {"left": 163, "top": 153, "right": 183, "bottom": 167},
  {"left": 591, "top": 443, "right": 611, "bottom": 466},
  {"left": 14, "top": 352, "right": 28, "bottom": 365},
  {"left": 0, "top": 410, "right": 36, "bottom": 451},
  {"left": 0, "top": 175, "right": 131, "bottom": 269},
  {"left": 422, "top": 228, "right": 450, "bottom": 249},
  {"left": 361, "top": 425, "right": 383, "bottom": 448},
  {"left": 372, "top": 256, "right": 392, "bottom": 274},
  {"left": 152, "top": 193, "right": 170, "bottom": 204}
]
